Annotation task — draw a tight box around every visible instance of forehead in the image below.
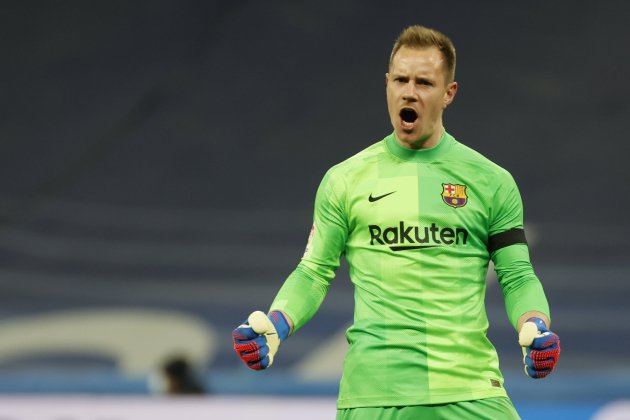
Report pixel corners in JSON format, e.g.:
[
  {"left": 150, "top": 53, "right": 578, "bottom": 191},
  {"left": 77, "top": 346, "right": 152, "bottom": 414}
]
[{"left": 390, "top": 46, "right": 445, "bottom": 76}]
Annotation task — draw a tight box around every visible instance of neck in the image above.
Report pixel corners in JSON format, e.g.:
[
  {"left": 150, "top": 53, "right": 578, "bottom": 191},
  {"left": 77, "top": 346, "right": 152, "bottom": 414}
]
[{"left": 396, "top": 125, "right": 444, "bottom": 150}]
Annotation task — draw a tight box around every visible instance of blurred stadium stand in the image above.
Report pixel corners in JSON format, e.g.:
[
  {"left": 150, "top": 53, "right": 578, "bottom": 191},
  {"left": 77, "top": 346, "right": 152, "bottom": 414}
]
[{"left": 0, "top": 1, "right": 628, "bottom": 419}]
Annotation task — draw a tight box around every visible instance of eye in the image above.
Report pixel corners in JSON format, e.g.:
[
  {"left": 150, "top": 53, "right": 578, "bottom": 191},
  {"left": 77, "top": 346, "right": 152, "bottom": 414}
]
[
  {"left": 417, "top": 79, "right": 433, "bottom": 86},
  {"left": 394, "top": 76, "right": 408, "bottom": 83}
]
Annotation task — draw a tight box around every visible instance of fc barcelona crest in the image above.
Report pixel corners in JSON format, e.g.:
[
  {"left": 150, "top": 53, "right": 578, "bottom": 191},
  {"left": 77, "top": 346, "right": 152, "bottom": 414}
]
[{"left": 441, "top": 183, "right": 468, "bottom": 208}]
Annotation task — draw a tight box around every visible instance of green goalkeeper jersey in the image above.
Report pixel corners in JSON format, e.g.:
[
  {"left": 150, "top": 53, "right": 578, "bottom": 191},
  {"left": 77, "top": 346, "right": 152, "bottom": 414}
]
[{"left": 270, "top": 130, "right": 549, "bottom": 408}]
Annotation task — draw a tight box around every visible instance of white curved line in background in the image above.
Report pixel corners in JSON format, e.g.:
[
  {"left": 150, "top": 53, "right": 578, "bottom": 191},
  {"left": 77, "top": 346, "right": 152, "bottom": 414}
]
[
  {"left": 292, "top": 325, "right": 349, "bottom": 381},
  {"left": 0, "top": 309, "right": 216, "bottom": 375},
  {"left": 592, "top": 400, "right": 630, "bottom": 420}
]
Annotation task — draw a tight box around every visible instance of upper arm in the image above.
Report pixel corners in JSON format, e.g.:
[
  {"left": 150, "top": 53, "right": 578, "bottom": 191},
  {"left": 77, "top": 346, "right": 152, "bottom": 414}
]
[
  {"left": 301, "top": 168, "right": 349, "bottom": 272},
  {"left": 489, "top": 171, "right": 528, "bottom": 257}
]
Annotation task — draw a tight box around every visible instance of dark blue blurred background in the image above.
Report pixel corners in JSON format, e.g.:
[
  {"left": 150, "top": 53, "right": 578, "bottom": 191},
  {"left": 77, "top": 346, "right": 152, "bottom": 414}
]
[{"left": 0, "top": 1, "right": 628, "bottom": 418}]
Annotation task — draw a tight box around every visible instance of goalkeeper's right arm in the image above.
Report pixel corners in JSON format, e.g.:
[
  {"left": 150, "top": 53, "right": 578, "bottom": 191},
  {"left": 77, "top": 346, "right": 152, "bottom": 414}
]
[{"left": 232, "top": 169, "right": 346, "bottom": 370}]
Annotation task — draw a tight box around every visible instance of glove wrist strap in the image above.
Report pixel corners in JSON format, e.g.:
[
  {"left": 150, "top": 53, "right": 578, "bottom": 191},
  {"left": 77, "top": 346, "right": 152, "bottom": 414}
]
[
  {"left": 269, "top": 310, "right": 290, "bottom": 342},
  {"left": 526, "top": 316, "right": 547, "bottom": 330}
]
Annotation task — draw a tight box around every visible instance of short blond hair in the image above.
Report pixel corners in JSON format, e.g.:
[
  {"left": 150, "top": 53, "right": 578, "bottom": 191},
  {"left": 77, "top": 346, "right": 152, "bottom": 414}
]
[{"left": 389, "top": 25, "right": 456, "bottom": 83}]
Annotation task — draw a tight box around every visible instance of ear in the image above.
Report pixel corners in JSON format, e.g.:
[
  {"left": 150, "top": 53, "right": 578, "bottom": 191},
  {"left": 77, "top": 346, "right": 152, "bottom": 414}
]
[
  {"left": 443, "top": 81, "right": 458, "bottom": 109},
  {"left": 385, "top": 73, "right": 390, "bottom": 88}
]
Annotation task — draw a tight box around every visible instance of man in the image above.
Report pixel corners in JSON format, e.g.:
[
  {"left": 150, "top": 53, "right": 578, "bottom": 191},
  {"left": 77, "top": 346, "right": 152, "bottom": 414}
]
[{"left": 233, "top": 25, "right": 560, "bottom": 419}]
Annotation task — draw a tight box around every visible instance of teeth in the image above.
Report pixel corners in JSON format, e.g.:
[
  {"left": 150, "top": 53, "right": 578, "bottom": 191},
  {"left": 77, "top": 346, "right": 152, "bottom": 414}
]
[{"left": 401, "top": 120, "right": 415, "bottom": 129}]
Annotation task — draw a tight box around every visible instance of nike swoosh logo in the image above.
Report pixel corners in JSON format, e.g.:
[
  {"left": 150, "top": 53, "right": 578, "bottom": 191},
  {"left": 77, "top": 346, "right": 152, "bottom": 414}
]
[{"left": 368, "top": 191, "right": 396, "bottom": 202}]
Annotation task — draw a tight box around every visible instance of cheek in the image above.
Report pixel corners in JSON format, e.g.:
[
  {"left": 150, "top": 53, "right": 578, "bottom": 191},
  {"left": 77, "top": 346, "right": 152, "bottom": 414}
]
[
  {"left": 385, "top": 87, "right": 394, "bottom": 102},
  {"left": 386, "top": 91, "right": 397, "bottom": 113},
  {"left": 430, "top": 95, "right": 447, "bottom": 111}
]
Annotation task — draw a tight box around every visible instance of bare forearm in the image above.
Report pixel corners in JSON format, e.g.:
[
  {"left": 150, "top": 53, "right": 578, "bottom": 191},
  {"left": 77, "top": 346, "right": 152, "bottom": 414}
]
[
  {"left": 275, "top": 310, "right": 295, "bottom": 335},
  {"left": 516, "top": 310, "right": 550, "bottom": 332}
]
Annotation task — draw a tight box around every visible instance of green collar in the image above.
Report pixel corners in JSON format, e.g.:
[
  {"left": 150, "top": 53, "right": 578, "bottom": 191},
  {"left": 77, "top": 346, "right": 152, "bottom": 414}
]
[{"left": 384, "top": 130, "right": 454, "bottom": 162}]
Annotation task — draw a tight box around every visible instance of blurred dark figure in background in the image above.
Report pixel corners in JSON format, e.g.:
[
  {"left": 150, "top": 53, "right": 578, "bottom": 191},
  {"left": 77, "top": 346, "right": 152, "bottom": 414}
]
[{"left": 160, "top": 357, "right": 206, "bottom": 395}]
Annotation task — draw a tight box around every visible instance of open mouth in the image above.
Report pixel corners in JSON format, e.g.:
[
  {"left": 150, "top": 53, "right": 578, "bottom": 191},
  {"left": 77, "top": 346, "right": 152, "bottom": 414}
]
[{"left": 399, "top": 108, "right": 418, "bottom": 129}]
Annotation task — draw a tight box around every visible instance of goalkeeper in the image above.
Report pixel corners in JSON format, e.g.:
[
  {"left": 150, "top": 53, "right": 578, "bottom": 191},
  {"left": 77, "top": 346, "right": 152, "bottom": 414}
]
[{"left": 233, "top": 25, "right": 560, "bottom": 419}]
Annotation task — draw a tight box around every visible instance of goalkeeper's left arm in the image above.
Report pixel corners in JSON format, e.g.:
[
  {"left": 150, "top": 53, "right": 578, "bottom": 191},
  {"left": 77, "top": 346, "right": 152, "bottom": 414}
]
[
  {"left": 488, "top": 171, "right": 561, "bottom": 378},
  {"left": 493, "top": 243, "right": 561, "bottom": 379}
]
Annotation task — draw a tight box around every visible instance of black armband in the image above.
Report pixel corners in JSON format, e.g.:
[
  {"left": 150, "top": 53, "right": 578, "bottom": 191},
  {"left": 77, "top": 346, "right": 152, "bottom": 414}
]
[{"left": 488, "top": 228, "right": 528, "bottom": 254}]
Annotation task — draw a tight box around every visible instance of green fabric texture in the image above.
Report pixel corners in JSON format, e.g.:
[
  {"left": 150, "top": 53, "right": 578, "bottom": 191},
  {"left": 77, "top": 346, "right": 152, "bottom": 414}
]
[
  {"left": 336, "top": 397, "right": 520, "bottom": 420},
  {"left": 492, "top": 244, "right": 550, "bottom": 328},
  {"left": 270, "top": 131, "right": 549, "bottom": 408}
]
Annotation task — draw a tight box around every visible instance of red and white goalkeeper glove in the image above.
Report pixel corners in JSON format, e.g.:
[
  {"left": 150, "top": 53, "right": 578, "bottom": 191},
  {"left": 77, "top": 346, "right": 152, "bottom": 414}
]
[
  {"left": 518, "top": 317, "right": 561, "bottom": 379},
  {"left": 232, "top": 310, "right": 290, "bottom": 370}
]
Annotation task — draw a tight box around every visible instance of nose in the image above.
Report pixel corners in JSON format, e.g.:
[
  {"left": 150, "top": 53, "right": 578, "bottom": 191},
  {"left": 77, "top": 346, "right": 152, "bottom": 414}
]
[{"left": 402, "top": 81, "right": 418, "bottom": 102}]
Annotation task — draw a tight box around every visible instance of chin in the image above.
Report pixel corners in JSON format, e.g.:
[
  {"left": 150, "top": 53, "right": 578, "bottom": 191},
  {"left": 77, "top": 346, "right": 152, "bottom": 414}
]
[
  {"left": 396, "top": 129, "right": 420, "bottom": 143},
  {"left": 397, "top": 131, "right": 433, "bottom": 149}
]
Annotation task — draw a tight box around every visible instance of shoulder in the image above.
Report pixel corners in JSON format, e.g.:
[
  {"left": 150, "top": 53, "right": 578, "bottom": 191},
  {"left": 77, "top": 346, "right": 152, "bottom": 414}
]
[
  {"left": 323, "top": 138, "right": 386, "bottom": 182},
  {"left": 447, "top": 134, "right": 515, "bottom": 184},
  {"left": 314, "top": 137, "right": 386, "bottom": 204}
]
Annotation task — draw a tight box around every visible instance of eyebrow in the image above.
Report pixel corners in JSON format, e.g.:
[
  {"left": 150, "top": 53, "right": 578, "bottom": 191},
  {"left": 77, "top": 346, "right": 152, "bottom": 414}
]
[
  {"left": 391, "top": 74, "right": 435, "bottom": 83},
  {"left": 415, "top": 76, "right": 435, "bottom": 83}
]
